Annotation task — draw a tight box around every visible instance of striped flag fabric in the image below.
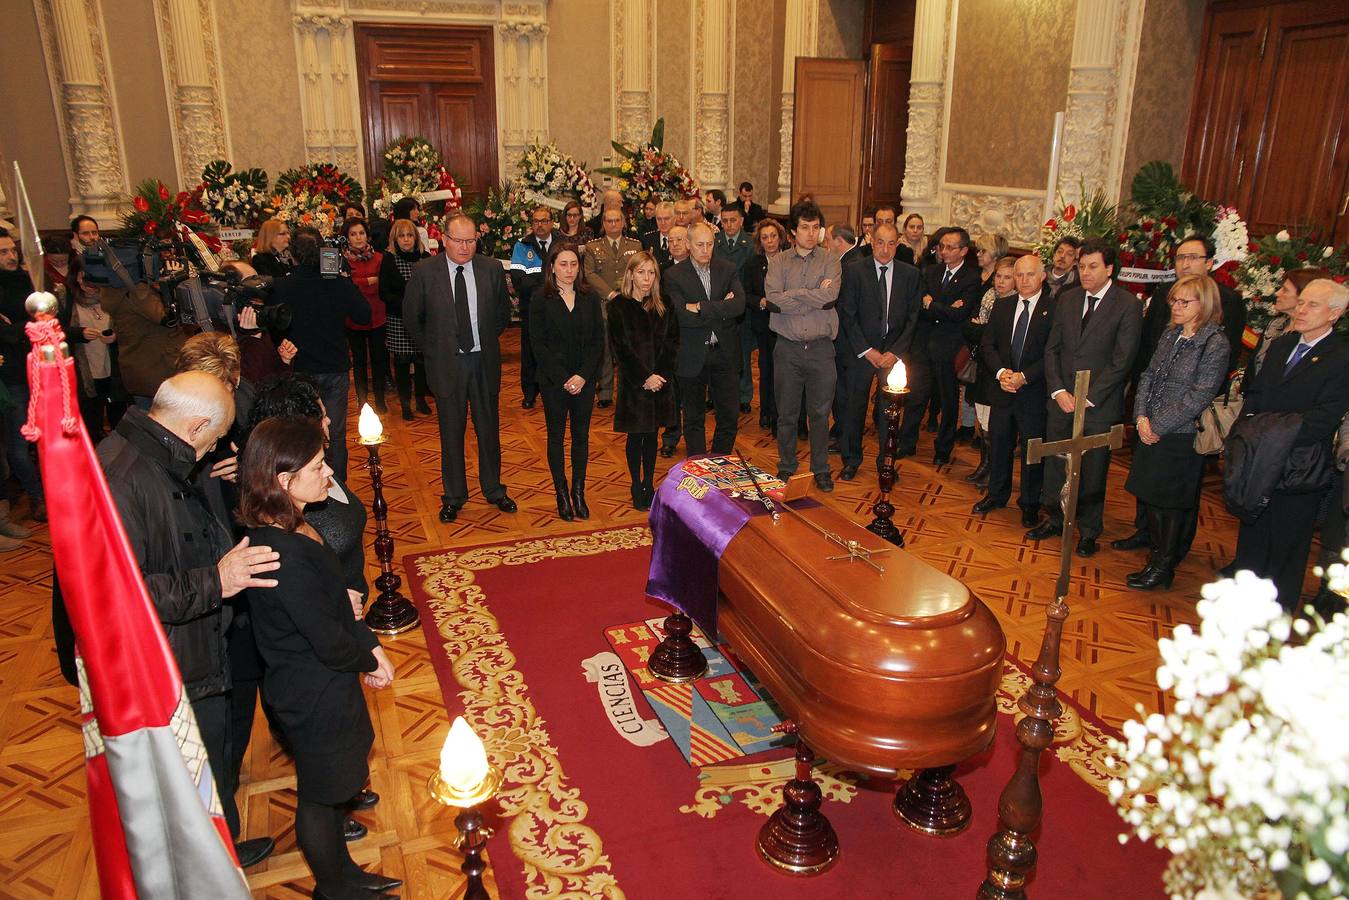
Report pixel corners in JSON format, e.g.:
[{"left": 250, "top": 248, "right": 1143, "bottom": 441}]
[{"left": 25, "top": 314, "right": 250, "bottom": 899}]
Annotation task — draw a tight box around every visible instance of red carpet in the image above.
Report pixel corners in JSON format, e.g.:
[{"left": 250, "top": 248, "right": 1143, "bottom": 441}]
[{"left": 404, "top": 528, "right": 1168, "bottom": 899}]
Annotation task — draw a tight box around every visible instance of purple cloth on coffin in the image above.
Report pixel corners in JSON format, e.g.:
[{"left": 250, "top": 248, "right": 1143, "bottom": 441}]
[{"left": 645, "top": 459, "right": 757, "bottom": 635}]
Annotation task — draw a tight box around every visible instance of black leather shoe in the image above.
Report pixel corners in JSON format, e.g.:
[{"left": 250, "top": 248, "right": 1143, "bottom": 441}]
[
  {"left": 971, "top": 496, "right": 1005, "bottom": 516},
  {"left": 1127, "top": 563, "right": 1175, "bottom": 591},
  {"left": 344, "top": 817, "right": 368, "bottom": 842},
  {"left": 1111, "top": 530, "right": 1150, "bottom": 551},
  {"left": 235, "top": 836, "right": 275, "bottom": 868},
  {"left": 932, "top": 454, "right": 951, "bottom": 467},
  {"left": 894, "top": 447, "right": 915, "bottom": 459},
  {"left": 492, "top": 495, "right": 518, "bottom": 513},
  {"left": 759, "top": 414, "right": 772, "bottom": 428},
  {"left": 348, "top": 789, "right": 380, "bottom": 811},
  {"left": 1025, "top": 521, "right": 1062, "bottom": 541},
  {"left": 814, "top": 473, "right": 834, "bottom": 493},
  {"left": 401, "top": 405, "right": 414, "bottom": 421},
  {"left": 827, "top": 438, "right": 841, "bottom": 454},
  {"left": 1216, "top": 562, "right": 1238, "bottom": 578},
  {"left": 416, "top": 399, "right": 432, "bottom": 415},
  {"left": 351, "top": 870, "right": 404, "bottom": 892},
  {"left": 1020, "top": 508, "right": 1040, "bottom": 528},
  {"left": 631, "top": 483, "right": 649, "bottom": 511},
  {"left": 374, "top": 399, "right": 388, "bottom": 414},
  {"left": 438, "top": 503, "right": 459, "bottom": 523},
  {"left": 597, "top": 399, "right": 612, "bottom": 408},
  {"left": 659, "top": 445, "right": 675, "bottom": 458},
  {"left": 571, "top": 486, "right": 590, "bottom": 519},
  {"left": 555, "top": 489, "right": 574, "bottom": 521},
  {"left": 839, "top": 464, "right": 859, "bottom": 481},
  {"left": 740, "top": 403, "right": 751, "bottom": 413},
  {"left": 521, "top": 397, "right": 536, "bottom": 409},
  {"left": 1076, "top": 536, "right": 1100, "bottom": 558}
]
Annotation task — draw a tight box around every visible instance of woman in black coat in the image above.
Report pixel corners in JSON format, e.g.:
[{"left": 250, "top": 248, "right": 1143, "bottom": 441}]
[
  {"left": 1125, "top": 275, "right": 1230, "bottom": 591},
  {"left": 239, "top": 417, "right": 398, "bottom": 900},
  {"left": 745, "top": 220, "right": 789, "bottom": 430},
  {"left": 378, "top": 219, "right": 432, "bottom": 420},
  {"left": 530, "top": 244, "right": 605, "bottom": 521},
  {"left": 608, "top": 251, "right": 679, "bottom": 510},
  {"left": 250, "top": 219, "right": 294, "bottom": 279}
]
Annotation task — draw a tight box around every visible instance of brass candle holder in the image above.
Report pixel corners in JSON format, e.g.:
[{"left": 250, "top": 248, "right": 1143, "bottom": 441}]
[
  {"left": 868, "top": 363, "right": 909, "bottom": 548},
  {"left": 429, "top": 717, "right": 503, "bottom": 900},
  {"left": 358, "top": 404, "right": 420, "bottom": 635}
]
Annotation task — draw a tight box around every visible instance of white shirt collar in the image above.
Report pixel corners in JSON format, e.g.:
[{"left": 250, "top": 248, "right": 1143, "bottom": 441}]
[
  {"left": 1018, "top": 291, "right": 1042, "bottom": 308},
  {"left": 1297, "top": 330, "right": 1332, "bottom": 352},
  {"left": 1085, "top": 279, "right": 1112, "bottom": 301},
  {"left": 945, "top": 260, "right": 964, "bottom": 277}
]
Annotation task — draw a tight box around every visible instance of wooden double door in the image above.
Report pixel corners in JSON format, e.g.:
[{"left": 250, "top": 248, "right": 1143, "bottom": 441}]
[
  {"left": 1184, "top": 0, "right": 1349, "bottom": 242},
  {"left": 355, "top": 24, "right": 499, "bottom": 199}
]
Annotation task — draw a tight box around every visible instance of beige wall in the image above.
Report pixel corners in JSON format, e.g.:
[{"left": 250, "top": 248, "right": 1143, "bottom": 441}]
[
  {"left": 944, "top": 0, "right": 1075, "bottom": 190},
  {"left": 818, "top": 0, "right": 866, "bottom": 60},
  {"left": 547, "top": 0, "right": 614, "bottom": 173},
  {"left": 1119, "top": 0, "right": 1203, "bottom": 199},
  {"left": 0, "top": 3, "right": 71, "bottom": 228},
  {"left": 733, "top": 0, "right": 776, "bottom": 193},
  {"left": 216, "top": 0, "right": 306, "bottom": 183},
  {"left": 103, "top": 0, "right": 177, "bottom": 192},
  {"left": 655, "top": 0, "right": 692, "bottom": 165}
]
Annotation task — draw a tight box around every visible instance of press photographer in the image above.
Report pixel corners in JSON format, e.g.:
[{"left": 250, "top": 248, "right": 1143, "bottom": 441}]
[{"left": 265, "top": 227, "right": 370, "bottom": 480}]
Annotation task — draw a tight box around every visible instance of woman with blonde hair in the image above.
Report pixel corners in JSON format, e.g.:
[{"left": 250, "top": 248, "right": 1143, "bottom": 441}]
[
  {"left": 608, "top": 251, "right": 679, "bottom": 510},
  {"left": 251, "top": 219, "right": 294, "bottom": 278},
  {"left": 1123, "top": 274, "right": 1230, "bottom": 590},
  {"left": 974, "top": 231, "right": 1010, "bottom": 295},
  {"left": 379, "top": 218, "right": 432, "bottom": 419}
]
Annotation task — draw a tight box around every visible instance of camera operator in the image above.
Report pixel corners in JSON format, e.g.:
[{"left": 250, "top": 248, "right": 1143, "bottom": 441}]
[
  {"left": 265, "top": 227, "right": 370, "bottom": 480},
  {"left": 218, "top": 260, "right": 296, "bottom": 423},
  {"left": 96, "top": 228, "right": 187, "bottom": 409}
]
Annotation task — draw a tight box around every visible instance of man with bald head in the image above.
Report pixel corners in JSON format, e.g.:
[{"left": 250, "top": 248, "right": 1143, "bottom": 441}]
[
  {"left": 93, "top": 370, "right": 281, "bottom": 865},
  {"left": 973, "top": 254, "right": 1057, "bottom": 524}
]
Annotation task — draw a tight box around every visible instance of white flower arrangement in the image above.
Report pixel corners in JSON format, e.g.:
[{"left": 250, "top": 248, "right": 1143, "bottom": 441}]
[
  {"left": 270, "top": 190, "right": 338, "bottom": 237},
  {"left": 1210, "top": 206, "right": 1249, "bottom": 269},
  {"left": 1109, "top": 571, "right": 1349, "bottom": 899},
  {"left": 516, "top": 140, "right": 597, "bottom": 213}
]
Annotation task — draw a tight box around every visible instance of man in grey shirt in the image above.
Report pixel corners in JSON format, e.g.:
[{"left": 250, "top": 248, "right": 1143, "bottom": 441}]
[{"left": 766, "top": 199, "right": 842, "bottom": 490}]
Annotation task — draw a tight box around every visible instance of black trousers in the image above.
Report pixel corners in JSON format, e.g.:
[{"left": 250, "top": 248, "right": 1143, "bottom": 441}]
[
  {"left": 391, "top": 353, "right": 430, "bottom": 408},
  {"left": 753, "top": 328, "right": 777, "bottom": 419},
  {"left": 1234, "top": 489, "right": 1323, "bottom": 610},
  {"left": 661, "top": 377, "right": 683, "bottom": 452},
  {"left": 679, "top": 346, "right": 740, "bottom": 455},
  {"left": 985, "top": 398, "right": 1047, "bottom": 510},
  {"left": 839, "top": 361, "right": 889, "bottom": 468},
  {"left": 78, "top": 377, "right": 127, "bottom": 442},
  {"left": 191, "top": 692, "right": 239, "bottom": 839},
  {"left": 540, "top": 383, "right": 595, "bottom": 489},
  {"left": 829, "top": 352, "right": 848, "bottom": 439},
  {"left": 310, "top": 372, "right": 350, "bottom": 482},
  {"left": 1040, "top": 403, "right": 1114, "bottom": 539},
  {"left": 519, "top": 296, "right": 538, "bottom": 402},
  {"left": 899, "top": 338, "right": 961, "bottom": 457},
  {"left": 434, "top": 353, "right": 505, "bottom": 506},
  {"left": 346, "top": 326, "right": 388, "bottom": 403}
]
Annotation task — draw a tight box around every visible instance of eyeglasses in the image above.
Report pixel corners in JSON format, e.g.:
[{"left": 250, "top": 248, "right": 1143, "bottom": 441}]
[
  {"left": 531, "top": 218, "right": 552, "bottom": 224},
  {"left": 1175, "top": 253, "right": 1209, "bottom": 263},
  {"left": 445, "top": 236, "right": 477, "bottom": 246},
  {"left": 1168, "top": 297, "right": 1198, "bottom": 306}
]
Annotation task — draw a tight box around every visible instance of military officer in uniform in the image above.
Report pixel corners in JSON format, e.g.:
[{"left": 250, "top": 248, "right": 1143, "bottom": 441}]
[{"left": 583, "top": 208, "right": 643, "bottom": 407}]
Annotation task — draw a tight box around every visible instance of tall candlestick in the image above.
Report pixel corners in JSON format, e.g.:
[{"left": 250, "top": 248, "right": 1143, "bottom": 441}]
[
  {"left": 358, "top": 404, "right": 419, "bottom": 635},
  {"left": 869, "top": 364, "right": 909, "bottom": 548}
]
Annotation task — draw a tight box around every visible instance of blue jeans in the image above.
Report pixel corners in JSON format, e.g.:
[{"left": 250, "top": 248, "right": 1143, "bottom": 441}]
[
  {"left": 1, "top": 382, "right": 43, "bottom": 503},
  {"left": 308, "top": 372, "right": 350, "bottom": 482}
]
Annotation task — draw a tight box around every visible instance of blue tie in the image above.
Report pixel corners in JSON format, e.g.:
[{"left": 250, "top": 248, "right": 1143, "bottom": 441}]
[
  {"left": 1284, "top": 341, "right": 1311, "bottom": 375},
  {"left": 1011, "top": 298, "right": 1030, "bottom": 370}
]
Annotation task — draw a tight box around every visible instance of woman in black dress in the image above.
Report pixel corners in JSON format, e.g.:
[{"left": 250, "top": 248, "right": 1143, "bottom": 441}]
[
  {"left": 239, "top": 417, "right": 398, "bottom": 899},
  {"left": 250, "top": 219, "right": 294, "bottom": 279},
  {"left": 379, "top": 218, "right": 432, "bottom": 420},
  {"left": 530, "top": 244, "right": 605, "bottom": 520},
  {"left": 609, "top": 251, "right": 679, "bottom": 510},
  {"left": 745, "top": 219, "right": 789, "bottom": 430}
]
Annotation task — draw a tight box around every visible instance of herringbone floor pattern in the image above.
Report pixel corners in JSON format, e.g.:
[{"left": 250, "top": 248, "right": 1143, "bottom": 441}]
[{"left": 0, "top": 328, "right": 1258, "bottom": 897}]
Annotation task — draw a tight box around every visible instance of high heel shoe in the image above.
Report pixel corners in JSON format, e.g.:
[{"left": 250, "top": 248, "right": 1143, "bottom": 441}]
[
  {"left": 571, "top": 483, "right": 590, "bottom": 519},
  {"left": 555, "top": 486, "right": 574, "bottom": 521}
]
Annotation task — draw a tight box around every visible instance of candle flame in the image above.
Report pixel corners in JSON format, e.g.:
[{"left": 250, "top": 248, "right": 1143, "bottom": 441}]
[
  {"left": 358, "top": 403, "right": 383, "bottom": 443},
  {"left": 886, "top": 361, "right": 907, "bottom": 391},
  {"left": 439, "top": 717, "right": 490, "bottom": 793}
]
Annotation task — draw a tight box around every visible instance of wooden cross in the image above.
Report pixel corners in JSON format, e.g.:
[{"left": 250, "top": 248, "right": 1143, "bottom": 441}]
[{"left": 1025, "top": 370, "right": 1124, "bottom": 602}]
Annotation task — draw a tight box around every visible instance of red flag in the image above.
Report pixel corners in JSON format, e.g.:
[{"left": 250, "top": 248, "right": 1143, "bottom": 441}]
[{"left": 24, "top": 314, "right": 250, "bottom": 898}]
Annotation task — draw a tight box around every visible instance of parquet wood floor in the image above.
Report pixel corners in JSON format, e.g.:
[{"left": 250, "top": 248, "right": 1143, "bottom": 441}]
[{"left": 0, "top": 328, "right": 1282, "bottom": 897}]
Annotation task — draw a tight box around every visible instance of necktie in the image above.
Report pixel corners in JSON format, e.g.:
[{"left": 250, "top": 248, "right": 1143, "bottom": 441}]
[
  {"left": 942, "top": 269, "right": 953, "bottom": 289},
  {"left": 661, "top": 236, "right": 667, "bottom": 250},
  {"left": 1082, "top": 293, "right": 1099, "bottom": 328},
  {"left": 1284, "top": 341, "right": 1311, "bottom": 375},
  {"left": 454, "top": 265, "right": 475, "bottom": 353},
  {"left": 1011, "top": 298, "right": 1030, "bottom": 370},
  {"left": 611, "top": 239, "right": 620, "bottom": 254},
  {"left": 878, "top": 265, "right": 889, "bottom": 329},
  {"left": 539, "top": 240, "right": 548, "bottom": 257}
]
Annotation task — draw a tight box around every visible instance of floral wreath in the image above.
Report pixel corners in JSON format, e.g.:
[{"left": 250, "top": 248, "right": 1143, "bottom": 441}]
[
  {"left": 462, "top": 182, "right": 533, "bottom": 260},
  {"left": 594, "top": 119, "right": 699, "bottom": 210},
  {"left": 275, "top": 162, "right": 363, "bottom": 207},
  {"left": 120, "top": 179, "right": 220, "bottom": 252},
  {"left": 197, "top": 160, "right": 271, "bottom": 228},
  {"left": 516, "top": 139, "right": 597, "bottom": 214}
]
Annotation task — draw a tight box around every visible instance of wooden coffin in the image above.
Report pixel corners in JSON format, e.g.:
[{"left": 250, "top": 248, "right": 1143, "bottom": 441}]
[{"left": 716, "top": 502, "right": 1006, "bottom": 777}]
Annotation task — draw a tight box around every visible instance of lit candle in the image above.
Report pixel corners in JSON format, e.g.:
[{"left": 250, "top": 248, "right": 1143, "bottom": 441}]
[
  {"left": 439, "top": 716, "right": 490, "bottom": 793},
  {"left": 886, "top": 361, "right": 907, "bottom": 392},
  {"left": 358, "top": 402, "right": 383, "bottom": 443}
]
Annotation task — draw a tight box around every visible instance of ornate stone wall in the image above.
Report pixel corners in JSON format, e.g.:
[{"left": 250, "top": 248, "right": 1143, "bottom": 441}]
[
  {"left": 154, "top": 0, "right": 231, "bottom": 188},
  {"left": 1119, "top": 0, "right": 1203, "bottom": 199}
]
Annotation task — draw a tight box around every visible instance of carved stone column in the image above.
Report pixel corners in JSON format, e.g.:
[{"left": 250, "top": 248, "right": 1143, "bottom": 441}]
[
  {"left": 771, "top": 0, "right": 819, "bottom": 214},
  {"left": 497, "top": 21, "right": 550, "bottom": 176},
  {"left": 155, "top": 0, "right": 230, "bottom": 188},
  {"left": 1058, "top": 0, "right": 1143, "bottom": 205},
  {"left": 899, "top": 0, "right": 950, "bottom": 222},
  {"left": 292, "top": 14, "right": 362, "bottom": 179},
  {"left": 34, "top": 0, "right": 130, "bottom": 219},
  {"left": 613, "top": 0, "right": 657, "bottom": 146},
  {"left": 692, "top": 0, "right": 735, "bottom": 190}
]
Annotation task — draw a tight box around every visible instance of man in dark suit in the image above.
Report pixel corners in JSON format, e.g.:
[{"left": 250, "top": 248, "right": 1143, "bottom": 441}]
[
  {"left": 836, "top": 223, "right": 921, "bottom": 480},
  {"left": 665, "top": 222, "right": 747, "bottom": 455},
  {"left": 641, "top": 201, "right": 676, "bottom": 269},
  {"left": 1026, "top": 238, "right": 1143, "bottom": 556},
  {"left": 897, "top": 227, "right": 981, "bottom": 464},
  {"left": 404, "top": 213, "right": 518, "bottom": 523},
  {"left": 974, "top": 254, "right": 1057, "bottom": 525},
  {"left": 507, "top": 206, "right": 557, "bottom": 409},
  {"left": 734, "top": 181, "right": 766, "bottom": 231},
  {"left": 1116, "top": 234, "right": 1248, "bottom": 554},
  {"left": 1232, "top": 279, "right": 1349, "bottom": 609}
]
